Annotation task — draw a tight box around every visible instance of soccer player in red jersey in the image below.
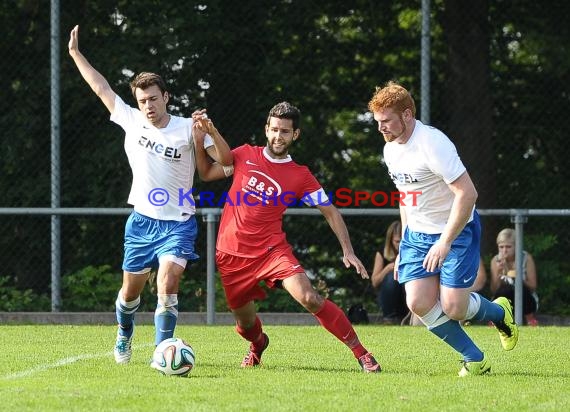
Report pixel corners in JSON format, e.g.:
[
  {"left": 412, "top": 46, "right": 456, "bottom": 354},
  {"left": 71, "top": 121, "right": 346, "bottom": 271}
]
[{"left": 192, "top": 102, "right": 380, "bottom": 372}]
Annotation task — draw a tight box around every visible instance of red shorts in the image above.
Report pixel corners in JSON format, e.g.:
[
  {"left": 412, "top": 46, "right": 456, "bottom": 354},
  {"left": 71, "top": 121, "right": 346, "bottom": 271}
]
[{"left": 216, "top": 245, "right": 305, "bottom": 310}]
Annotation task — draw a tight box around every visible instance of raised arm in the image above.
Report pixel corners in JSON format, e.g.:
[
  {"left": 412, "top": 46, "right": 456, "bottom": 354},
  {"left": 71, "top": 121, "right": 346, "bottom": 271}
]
[
  {"left": 192, "top": 112, "right": 232, "bottom": 182},
  {"left": 68, "top": 25, "right": 116, "bottom": 113},
  {"left": 316, "top": 203, "right": 368, "bottom": 279},
  {"left": 205, "top": 135, "right": 233, "bottom": 166}
]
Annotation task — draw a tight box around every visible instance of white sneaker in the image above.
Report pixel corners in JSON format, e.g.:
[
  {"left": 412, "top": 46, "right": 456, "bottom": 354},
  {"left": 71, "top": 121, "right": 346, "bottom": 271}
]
[{"left": 114, "top": 333, "right": 133, "bottom": 364}]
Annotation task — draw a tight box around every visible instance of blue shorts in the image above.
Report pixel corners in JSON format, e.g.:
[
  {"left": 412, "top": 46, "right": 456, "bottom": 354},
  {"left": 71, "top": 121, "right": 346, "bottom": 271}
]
[
  {"left": 122, "top": 211, "right": 199, "bottom": 273},
  {"left": 398, "top": 211, "right": 481, "bottom": 288}
]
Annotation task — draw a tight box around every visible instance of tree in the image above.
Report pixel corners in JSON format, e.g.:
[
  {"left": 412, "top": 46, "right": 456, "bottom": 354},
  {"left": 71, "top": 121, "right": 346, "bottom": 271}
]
[
  {"left": 439, "top": 0, "right": 497, "bottom": 249},
  {"left": 0, "top": 0, "right": 568, "bottom": 314}
]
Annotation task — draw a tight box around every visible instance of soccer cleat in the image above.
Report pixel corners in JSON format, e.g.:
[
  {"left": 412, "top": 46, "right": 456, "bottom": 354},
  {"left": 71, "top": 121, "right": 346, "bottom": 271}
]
[
  {"left": 241, "top": 333, "right": 269, "bottom": 368},
  {"left": 114, "top": 332, "right": 133, "bottom": 364},
  {"left": 492, "top": 297, "right": 519, "bottom": 351},
  {"left": 358, "top": 352, "right": 381, "bottom": 373},
  {"left": 458, "top": 355, "right": 491, "bottom": 377}
]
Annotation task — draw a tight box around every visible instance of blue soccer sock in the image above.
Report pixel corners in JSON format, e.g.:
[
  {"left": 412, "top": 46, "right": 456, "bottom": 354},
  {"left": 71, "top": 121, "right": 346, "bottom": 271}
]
[
  {"left": 419, "top": 300, "right": 483, "bottom": 362},
  {"left": 115, "top": 291, "right": 140, "bottom": 338},
  {"left": 464, "top": 292, "right": 504, "bottom": 323},
  {"left": 155, "top": 294, "right": 179, "bottom": 345}
]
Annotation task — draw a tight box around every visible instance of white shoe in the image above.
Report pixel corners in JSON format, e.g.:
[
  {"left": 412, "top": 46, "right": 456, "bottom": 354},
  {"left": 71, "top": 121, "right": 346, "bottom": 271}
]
[{"left": 114, "top": 333, "right": 133, "bottom": 364}]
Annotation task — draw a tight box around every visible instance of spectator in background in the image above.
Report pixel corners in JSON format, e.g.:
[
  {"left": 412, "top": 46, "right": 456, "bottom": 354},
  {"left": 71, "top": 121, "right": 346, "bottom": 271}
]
[
  {"left": 371, "top": 220, "right": 409, "bottom": 324},
  {"left": 490, "top": 228, "right": 539, "bottom": 326}
]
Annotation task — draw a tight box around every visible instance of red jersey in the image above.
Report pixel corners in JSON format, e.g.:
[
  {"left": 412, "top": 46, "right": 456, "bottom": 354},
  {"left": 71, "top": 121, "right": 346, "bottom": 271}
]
[{"left": 216, "top": 145, "right": 325, "bottom": 257}]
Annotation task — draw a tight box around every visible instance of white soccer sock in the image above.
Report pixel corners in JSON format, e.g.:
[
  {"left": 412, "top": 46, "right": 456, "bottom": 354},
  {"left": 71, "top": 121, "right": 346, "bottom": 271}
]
[
  {"left": 418, "top": 301, "right": 450, "bottom": 329},
  {"left": 464, "top": 293, "right": 482, "bottom": 320}
]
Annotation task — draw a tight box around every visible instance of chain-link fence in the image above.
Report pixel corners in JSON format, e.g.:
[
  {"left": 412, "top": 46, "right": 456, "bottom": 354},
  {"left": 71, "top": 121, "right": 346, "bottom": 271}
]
[{"left": 1, "top": 1, "right": 569, "bottom": 317}]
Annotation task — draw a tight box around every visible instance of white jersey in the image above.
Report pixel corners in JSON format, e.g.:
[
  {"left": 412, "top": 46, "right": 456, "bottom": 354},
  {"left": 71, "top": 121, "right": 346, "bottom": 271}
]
[
  {"left": 383, "top": 120, "right": 472, "bottom": 234},
  {"left": 110, "top": 95, "right": 213, "bottom": 221}
]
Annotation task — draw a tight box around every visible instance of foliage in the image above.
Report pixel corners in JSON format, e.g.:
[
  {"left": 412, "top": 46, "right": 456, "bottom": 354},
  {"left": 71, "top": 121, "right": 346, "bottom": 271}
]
[
  {"left": 0, "top": 0, "right": 568, "bottom": 315},
  {"left": 525, "top": 232, "right": 570, "bottom": 316},
  {"left": 61, "top": 265, "right": 126, "bottom": 311},
  {"left": 490, "top": 1, "right": 570, "bottom": 209},
  {"left": 60, "top": 263, "right": 225, "bottom": 312},
  {"left": 0, "top": 277, "right": 50, "bottom": 312},
  {"left": 537, "top": 260, "right": 570, "bottom": 316}
]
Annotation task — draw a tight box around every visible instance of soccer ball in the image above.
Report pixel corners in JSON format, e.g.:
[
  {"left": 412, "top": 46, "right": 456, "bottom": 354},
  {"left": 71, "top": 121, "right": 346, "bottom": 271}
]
[{"left": 151, "top": 337, "right": 195, "bottom": 376}]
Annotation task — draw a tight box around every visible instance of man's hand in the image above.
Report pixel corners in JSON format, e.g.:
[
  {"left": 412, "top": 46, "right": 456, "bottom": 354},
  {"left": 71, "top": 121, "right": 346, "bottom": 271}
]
[
  {"left": 68, "top": 25, "right": 80, "bottom": 56},
  {"left": 192, "top": 109, "right": 219, "bottom": 136},
  {"left": 342, "top": 252, "right": 369, "bottom": 279},
  {"left": 423, "top": 239, "right": 451, "bottom": 273},
  {"left": 191, "top": 110, "right": 208, "bottom": 143},
  {"left": 496, "top": 255, "right": 507, "bottom": 273}
]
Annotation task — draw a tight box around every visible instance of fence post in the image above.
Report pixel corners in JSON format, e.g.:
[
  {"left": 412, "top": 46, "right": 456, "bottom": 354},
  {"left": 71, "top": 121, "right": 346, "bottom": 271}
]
[
  {"left": 50, "top": 0, "right": 61, "bottom": 312},
  {"left": 203, "top": 209, "right": 219, "bottom": 325},
  {"left": 511, "top": 210, "right": 528, "bottom": 325},
  {"left": 421, "top": 0, "right": 431, "bottom": 124}
]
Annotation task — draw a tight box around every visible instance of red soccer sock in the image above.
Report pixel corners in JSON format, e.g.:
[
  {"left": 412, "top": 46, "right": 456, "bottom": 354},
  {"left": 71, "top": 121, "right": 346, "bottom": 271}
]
[
  {"left": 236, "top": 316, "right": 265, "bottom": 351},
  {"left": 313, "top": 299, "right": 368, "bottom": 358}
]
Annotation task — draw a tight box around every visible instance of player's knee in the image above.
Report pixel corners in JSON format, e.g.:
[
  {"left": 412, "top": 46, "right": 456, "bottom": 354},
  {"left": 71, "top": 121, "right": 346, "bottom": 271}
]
[
  {"left": 116, "top": 290, "right": 141, "bottom": 312},
  {"left": 407, "top": 297, "right": 437, "bottom": 318},
  {"left": 298, "top": 291, "right": 323, "bottom": 312},
  {"left": 117, "top": 288, "right": 141, "bottom": 306},
  {"left": 441, "top": 301, "right": 466, "bottom": 320},
  {"left": 406, "top": 298, "right": 423, "bottom": 315}
]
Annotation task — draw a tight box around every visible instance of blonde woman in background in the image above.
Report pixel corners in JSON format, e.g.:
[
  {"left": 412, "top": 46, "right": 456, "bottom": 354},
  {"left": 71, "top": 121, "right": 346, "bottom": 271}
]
[
  {"left": 490, "top": 228, "right": 539, "bottom": 326},
  {"left": 371, "top": 221, "right": 408, "bottom": 324}
]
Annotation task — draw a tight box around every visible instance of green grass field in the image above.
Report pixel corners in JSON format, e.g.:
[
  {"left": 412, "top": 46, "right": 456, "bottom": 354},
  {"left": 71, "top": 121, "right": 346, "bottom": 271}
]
[{"left": 0, "top": 324, "right": 568, "bottom": 411}]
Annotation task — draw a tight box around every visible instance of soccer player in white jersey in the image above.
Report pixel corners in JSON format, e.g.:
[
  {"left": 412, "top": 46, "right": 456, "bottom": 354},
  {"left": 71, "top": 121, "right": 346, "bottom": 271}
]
[
  {"left": 368, "top": 81, "right": 519, "bottom": 376},
  {"left": 68, "top": 25, "right": 232, "bottom": 364}
]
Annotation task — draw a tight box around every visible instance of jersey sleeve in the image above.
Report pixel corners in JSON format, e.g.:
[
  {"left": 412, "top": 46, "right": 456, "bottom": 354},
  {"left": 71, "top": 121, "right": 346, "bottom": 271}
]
[
  {"left": 301, "top": 188, "right": 330, "bottom": 206},
  {"left": 424, "top": 131, "right": 466, "bottom": 184},
  {"left": 299, "top": 169, "right": 328, "bottom": 206},
  {"left": 109, "top": 95, "right": 137, "bottom": 130}
]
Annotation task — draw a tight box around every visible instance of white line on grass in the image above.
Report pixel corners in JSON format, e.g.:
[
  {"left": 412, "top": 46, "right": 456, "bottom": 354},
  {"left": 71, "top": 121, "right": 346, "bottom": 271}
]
[{"left": 2, "top": 343, "right": 154, "bottom": 380}]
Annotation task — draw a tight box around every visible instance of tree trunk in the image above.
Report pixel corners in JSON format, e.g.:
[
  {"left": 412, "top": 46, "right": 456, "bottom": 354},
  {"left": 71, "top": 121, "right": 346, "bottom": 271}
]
[{"left": 443, "top": 0, "right": 497, "bottom": 251}]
